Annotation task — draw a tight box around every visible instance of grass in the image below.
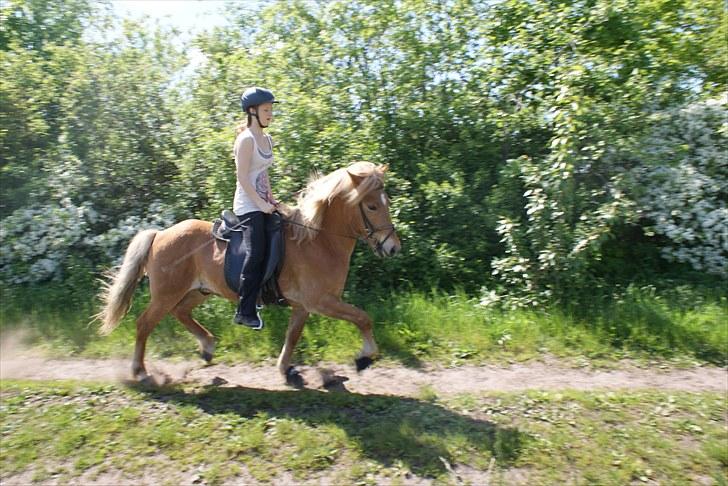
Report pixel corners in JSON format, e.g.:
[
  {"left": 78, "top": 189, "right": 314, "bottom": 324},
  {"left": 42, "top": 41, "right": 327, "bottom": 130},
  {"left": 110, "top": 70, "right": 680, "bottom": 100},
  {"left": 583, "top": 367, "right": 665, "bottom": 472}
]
[
  {"left": 1, "top": 283, "right": 726, "bottom": 368},
  {"left": 0, "top": 380, "right": 725, "bottom": 485}
]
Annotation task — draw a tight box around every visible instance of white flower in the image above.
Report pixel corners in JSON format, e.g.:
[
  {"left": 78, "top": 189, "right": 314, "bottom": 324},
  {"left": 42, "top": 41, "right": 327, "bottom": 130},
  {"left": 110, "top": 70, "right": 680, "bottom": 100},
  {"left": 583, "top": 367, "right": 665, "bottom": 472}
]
[{"left": 631, "top": 97, "right": 727, "bottom": 276}]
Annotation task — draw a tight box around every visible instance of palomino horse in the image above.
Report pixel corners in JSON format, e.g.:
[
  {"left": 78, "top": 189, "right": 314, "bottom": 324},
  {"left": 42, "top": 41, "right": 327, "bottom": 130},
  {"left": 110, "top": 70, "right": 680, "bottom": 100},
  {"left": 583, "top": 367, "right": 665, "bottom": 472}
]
[{"left": 97, "top": 162, "right": 401, "bottom": 385}]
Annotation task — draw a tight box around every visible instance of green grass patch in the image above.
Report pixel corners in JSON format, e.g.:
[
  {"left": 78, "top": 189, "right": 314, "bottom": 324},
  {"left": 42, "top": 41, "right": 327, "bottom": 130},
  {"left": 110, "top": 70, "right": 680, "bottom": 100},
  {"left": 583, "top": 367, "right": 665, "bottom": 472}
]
[
  {"left": 0, "top": 380, "right": 526, "bottom": 484},
  {"left": 1, "top": 284, "right": 726, "bottom": 367},
  {"left": 446, "top": 389, "right": 728, "bottom": 485},
  {"left": 1, "top": 380, "right": 725, "bottom": 485}
]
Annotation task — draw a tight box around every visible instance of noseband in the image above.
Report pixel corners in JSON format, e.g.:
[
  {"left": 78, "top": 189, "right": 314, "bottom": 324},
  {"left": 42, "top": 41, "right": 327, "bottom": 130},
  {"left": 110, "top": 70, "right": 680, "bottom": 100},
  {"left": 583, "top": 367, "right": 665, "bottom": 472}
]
[{"left": 358, "top": 202, "right": 396, "bottom": 254}]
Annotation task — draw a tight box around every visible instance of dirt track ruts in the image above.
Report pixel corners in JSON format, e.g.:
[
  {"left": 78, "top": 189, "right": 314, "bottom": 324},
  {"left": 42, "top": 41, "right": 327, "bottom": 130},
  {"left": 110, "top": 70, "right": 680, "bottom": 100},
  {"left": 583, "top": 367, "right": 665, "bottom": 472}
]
[{"left": 1, "top": 355, "right": 726, "bottom": 395}]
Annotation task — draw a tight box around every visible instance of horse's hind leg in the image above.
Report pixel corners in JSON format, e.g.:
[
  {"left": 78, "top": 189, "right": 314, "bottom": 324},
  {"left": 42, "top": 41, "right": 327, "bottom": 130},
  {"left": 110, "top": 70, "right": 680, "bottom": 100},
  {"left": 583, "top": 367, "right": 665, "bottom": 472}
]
[
  {"left": 171, "top": 290, "right": 215, "bottom": 363},
  {"left": 132, "top": 286, "right": 190, "bottom": 381},
  {"left": 132, "top": 300, "right": 174, "bottom": 381}
]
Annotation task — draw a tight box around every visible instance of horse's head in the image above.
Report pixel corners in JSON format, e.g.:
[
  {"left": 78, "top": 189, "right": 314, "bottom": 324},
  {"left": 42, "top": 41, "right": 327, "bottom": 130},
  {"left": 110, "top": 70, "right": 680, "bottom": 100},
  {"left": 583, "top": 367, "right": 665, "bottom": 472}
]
[{"left": 346, "top": 162, "right": 401, "bottom": 258}]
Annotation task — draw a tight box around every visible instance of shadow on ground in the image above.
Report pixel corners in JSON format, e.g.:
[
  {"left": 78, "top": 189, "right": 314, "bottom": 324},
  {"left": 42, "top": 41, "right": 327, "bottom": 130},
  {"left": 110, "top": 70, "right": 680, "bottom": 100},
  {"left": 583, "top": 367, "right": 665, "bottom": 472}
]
[{"left": 131, "top": 383, "right": 529, "bottom": 477}]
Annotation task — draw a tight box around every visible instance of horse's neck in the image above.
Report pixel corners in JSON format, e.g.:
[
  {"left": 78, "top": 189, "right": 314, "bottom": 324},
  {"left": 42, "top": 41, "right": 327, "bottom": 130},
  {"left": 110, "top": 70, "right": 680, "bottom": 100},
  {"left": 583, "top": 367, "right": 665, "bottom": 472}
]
[
  {"left": 316, "top": 199, "right": 358, "bottom": 259},
  {"left": 284, "top": 198, "right": 359, "bottom": 263}
]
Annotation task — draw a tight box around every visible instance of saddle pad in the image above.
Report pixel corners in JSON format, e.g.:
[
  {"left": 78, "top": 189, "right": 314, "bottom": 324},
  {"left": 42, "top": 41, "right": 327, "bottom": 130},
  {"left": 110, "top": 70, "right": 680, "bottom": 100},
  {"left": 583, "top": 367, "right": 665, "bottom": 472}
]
[
  {"left": 223, "top": 230, "right": 246, "bottom": 293},
  {"left": 222, "top": 213, "right": 285, "bottom": 300}
]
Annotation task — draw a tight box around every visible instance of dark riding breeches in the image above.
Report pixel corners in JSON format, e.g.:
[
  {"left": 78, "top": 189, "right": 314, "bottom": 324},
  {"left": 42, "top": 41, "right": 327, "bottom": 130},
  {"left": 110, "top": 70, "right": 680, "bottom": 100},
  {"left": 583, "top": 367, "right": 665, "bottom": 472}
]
[{"left": 236, "top": 211, "right": 268, "bottom": 317}]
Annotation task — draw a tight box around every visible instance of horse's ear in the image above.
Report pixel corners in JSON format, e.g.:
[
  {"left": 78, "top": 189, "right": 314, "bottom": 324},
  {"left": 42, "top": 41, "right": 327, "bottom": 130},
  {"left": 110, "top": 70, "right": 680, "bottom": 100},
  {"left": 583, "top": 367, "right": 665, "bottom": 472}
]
[
  {"left": 347, "top": 171, "right": 366, "bottom": 186},
  {"left": 378, "top": 164, "right": 389, "bottom": 174},
  {"left": 346, "top": 162, "right": 374, "bottom": 185}
]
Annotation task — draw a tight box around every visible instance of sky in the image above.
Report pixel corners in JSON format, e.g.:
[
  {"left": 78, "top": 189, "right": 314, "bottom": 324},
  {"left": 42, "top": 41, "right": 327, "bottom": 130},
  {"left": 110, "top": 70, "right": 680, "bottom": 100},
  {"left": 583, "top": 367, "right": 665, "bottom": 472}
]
[
  {"left": 109, "top": 1, "right": 246, "bottom": 75},
  {"left": 110, "top": 0, "right": 230, "bottom": 39}
]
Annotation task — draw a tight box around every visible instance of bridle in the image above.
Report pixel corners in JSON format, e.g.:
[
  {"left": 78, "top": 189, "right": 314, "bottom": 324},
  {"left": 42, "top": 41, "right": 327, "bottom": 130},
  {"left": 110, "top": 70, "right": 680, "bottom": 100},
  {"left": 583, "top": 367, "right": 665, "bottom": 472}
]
[{"left": 357, "top": 202, "right": 397, "bottom": 254}]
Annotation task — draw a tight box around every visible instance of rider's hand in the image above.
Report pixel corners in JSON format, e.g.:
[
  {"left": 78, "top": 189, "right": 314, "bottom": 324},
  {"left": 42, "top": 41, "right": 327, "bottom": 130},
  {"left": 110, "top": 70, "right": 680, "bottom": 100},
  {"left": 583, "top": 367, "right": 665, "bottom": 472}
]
[{"left": 260, "top": 201, "right": 276, "bottom": 214}]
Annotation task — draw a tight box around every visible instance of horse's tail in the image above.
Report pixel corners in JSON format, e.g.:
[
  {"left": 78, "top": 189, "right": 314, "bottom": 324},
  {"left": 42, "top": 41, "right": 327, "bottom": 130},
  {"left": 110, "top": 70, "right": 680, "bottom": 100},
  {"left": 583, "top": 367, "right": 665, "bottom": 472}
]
[{"left": 97, "top": 229, "right": 158, "bottom": 335}]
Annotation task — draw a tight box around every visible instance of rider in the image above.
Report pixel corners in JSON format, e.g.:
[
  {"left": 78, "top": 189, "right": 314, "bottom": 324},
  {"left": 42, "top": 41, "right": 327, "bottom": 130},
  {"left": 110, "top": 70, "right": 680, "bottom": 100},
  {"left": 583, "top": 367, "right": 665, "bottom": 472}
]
[{"left": 232, "top": 87, "right": 280, "bottom": 330}]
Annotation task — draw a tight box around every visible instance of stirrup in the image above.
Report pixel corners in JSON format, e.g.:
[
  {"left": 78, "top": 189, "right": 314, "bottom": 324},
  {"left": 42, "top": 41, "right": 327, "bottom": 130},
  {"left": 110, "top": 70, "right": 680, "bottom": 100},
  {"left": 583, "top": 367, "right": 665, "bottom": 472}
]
[{"left": 221, "top": 209, "right": 240, "bottom": 230}]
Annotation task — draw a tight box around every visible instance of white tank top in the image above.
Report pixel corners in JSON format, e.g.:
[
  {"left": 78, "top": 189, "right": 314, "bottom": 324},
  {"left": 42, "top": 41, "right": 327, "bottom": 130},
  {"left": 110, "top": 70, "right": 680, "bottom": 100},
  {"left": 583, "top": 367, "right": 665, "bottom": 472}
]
[{"left": 233, "top": 130, "right": 274, "bottom": 215}]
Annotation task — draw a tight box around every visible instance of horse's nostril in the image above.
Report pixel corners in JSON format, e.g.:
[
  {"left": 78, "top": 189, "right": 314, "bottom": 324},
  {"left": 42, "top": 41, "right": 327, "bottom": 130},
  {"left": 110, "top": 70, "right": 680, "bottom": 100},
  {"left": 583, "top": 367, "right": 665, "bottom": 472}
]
[{"left": 389, "top": 247, "right": 396, "bottom": 256}]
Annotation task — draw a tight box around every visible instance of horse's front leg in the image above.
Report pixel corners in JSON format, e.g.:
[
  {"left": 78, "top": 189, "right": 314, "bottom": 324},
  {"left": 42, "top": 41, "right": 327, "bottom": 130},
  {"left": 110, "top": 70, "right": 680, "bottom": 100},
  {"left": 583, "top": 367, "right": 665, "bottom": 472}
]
[
  {"left": 316, "top": 295, "right": 379, "bottom": 371},
  {"left": 277, "top": 305, "right": 309, "bottom": 387}
]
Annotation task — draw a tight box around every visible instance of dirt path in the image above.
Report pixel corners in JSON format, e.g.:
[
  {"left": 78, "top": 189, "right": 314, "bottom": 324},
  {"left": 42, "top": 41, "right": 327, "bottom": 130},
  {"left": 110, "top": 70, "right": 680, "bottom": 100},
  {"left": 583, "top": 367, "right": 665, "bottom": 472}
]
[{"left": 1, "top": 354, "right": 726, "bottom": 395}]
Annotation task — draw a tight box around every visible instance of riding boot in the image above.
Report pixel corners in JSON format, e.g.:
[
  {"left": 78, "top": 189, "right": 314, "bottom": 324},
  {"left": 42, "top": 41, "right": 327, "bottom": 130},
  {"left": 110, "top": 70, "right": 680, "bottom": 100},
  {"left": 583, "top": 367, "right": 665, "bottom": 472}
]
[
  {"left": 234, "top": 294, "right": 264, "bottom": 330},
  {"left": 232, "top": 211, "right": 266, "bottom": 330}
]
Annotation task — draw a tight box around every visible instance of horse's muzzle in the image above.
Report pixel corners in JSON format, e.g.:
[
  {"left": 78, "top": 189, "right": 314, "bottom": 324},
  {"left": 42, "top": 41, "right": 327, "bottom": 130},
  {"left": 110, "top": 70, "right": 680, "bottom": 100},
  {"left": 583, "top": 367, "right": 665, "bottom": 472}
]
[{"left": 376, "top": 232, "right": 401, "bottom": 258}]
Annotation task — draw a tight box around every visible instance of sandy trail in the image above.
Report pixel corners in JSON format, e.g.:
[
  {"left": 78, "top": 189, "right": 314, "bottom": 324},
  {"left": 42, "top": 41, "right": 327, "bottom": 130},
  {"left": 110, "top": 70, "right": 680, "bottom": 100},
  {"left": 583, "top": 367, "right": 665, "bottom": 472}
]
[{"left": 1, "top": 353, "right": 725, "bottom": 395}]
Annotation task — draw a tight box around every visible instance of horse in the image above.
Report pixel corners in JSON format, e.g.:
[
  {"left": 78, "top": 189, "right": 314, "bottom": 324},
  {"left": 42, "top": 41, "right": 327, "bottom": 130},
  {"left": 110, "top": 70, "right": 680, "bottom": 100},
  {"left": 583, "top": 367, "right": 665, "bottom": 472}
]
[{"left": 96, "top": 161, "right": 401, "bottom": 386}]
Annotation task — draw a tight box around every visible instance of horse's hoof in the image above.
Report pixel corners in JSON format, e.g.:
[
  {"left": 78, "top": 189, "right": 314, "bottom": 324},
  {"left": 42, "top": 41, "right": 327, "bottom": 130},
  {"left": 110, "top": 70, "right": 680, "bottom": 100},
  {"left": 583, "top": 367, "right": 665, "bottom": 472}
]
[
  {"left": 137, "top": 373, "right": 155, "bottom": 386},
  {"left": 133, "top": 367, "right": 148, "bottom": 381},
  {"left": 285, "top": 366, "right": 305, "bottom": 389},
  {"left": 210, "top": 376, "right": 228, "bottom": 386},
  {"left": 201, "top": 351, "right": 214, "bottom": 363},
  {"left": 322, "top": 375, "right": 350, "bottom": 393},
  {"left": 355, "top": 356, "right": 374, "bottom": 372}
]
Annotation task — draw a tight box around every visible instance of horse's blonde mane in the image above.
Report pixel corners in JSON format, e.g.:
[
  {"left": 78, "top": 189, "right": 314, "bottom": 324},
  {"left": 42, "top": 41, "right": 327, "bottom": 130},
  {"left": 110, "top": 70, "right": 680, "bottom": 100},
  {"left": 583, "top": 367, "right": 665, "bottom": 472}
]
[{"left": 287, "top": 162, "right": 387, "bottom": 242}]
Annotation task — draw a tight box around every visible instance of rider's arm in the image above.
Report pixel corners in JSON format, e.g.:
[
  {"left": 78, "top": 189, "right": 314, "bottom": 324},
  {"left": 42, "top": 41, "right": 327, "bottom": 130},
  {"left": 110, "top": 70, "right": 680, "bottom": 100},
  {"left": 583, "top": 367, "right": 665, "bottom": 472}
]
[
  {"left": 235, "top": 136, "right": 274, "bottom": 213},
  {"left": 259, "top": 172, "right": 278, "bottom": 206},
  {"left": 264, "top": 135, "right": 279, "bottom": 206}
]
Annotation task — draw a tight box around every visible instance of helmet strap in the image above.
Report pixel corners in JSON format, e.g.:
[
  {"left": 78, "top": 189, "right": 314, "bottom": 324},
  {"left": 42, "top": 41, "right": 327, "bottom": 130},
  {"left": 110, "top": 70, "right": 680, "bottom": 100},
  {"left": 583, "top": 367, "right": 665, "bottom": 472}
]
[{"left": 249, "top": 107, "right": 268, "bottom": 129}]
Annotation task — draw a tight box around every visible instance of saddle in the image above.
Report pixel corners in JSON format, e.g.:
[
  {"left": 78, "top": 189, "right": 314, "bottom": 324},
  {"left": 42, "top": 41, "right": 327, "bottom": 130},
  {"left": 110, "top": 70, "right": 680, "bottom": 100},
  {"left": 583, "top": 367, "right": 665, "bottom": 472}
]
[{"left": 212, "top": 209, "right": 287, "bottom": 306}]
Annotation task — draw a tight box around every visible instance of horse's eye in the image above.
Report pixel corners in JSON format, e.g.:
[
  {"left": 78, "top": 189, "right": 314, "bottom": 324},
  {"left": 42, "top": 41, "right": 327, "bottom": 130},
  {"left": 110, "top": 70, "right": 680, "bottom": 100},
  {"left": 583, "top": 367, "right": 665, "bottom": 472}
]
[{"left": 367, "top": 204, "right": 377, "bottom": 211}]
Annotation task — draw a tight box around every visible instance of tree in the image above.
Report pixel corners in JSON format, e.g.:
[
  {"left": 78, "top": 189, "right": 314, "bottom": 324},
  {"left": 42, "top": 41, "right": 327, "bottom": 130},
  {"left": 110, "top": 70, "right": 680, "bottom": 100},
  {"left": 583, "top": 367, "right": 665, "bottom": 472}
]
[{"left": 1, "top": 2, "right": 185, "bottom": 283}]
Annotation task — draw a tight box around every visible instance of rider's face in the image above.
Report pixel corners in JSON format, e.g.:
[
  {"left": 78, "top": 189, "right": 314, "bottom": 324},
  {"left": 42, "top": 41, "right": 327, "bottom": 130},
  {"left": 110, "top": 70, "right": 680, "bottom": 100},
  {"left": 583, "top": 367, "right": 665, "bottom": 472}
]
[{"left": 254, "top": 103, "right": 274, "bottom": 126}]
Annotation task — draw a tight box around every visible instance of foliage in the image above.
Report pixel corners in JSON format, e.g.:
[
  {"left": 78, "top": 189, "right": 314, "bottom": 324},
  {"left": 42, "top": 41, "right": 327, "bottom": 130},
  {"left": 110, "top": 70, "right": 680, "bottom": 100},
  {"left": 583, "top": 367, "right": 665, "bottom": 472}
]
[
  {"left": 481, "top": 0, "right": 723, "bottom": 304},
  {"left": 630, "top": 96, "right": 727, "bottom": 276},
  {"left": 0, "top": 199, "right": 177, "bottom": 285},
  {"left": 1, "top": 0, "right": 185, "bottom": 282},
  {"left": 1, "top": 0, "right": 725, "bottom": 303},
  {"left": 0, "top": 0, "right": 95, "bottom": 215},
  {"left": 3, "top": 284, "right": 725, "bottom": 366},
  {"left": 0, "top": 200, "right": 91, "bottom": 284}
]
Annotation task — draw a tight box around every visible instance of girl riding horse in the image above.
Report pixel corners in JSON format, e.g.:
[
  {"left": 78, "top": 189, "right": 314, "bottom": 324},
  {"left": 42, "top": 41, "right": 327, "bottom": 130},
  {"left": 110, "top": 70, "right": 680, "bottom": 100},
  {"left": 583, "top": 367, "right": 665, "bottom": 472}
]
[{"left": 97, "top": 154, "right": 400, "bottom": 385}]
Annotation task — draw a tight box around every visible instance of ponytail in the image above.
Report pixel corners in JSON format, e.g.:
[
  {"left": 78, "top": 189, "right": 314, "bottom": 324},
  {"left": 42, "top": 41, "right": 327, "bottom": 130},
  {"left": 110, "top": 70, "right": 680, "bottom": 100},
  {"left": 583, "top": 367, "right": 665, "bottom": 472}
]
[{"left": 235, "top": 113, "right": 253, "bottom": 137}]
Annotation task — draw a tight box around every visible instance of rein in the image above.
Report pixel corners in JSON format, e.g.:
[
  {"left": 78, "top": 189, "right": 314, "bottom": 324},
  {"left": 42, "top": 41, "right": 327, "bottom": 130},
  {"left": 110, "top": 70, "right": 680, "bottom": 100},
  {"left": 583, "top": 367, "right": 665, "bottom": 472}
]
[
  {"left": 281, "top": 202, "right": 396, "bottom": 251},
  {"left": 164, "top": 202, "right": 395, "bottom": 273},
  {"left": 281, "top": 218, "right": 360, "bottom": 241}
]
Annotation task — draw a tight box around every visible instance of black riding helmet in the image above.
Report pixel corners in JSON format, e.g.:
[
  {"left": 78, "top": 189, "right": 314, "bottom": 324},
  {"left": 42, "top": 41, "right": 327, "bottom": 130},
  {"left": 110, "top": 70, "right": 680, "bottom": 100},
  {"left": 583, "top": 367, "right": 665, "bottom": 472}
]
[{"left": 240, "top": 87, "right": 279, "bottom": 128}]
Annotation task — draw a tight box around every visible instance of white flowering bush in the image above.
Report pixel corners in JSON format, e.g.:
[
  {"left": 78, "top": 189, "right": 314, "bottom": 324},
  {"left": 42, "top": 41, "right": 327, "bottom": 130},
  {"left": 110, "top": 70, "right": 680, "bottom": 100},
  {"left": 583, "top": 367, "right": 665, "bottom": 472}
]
[
  {"left": 489, "top": 91, "right": 726, "bottom": 306},
  {"left": 85, "top": 202, "right": 177, "bottom": 265},
  {"left": 0, "top": 200, "right": 178, "bottom": 285},
  {"left": 631, "top": 97, "right": 727, "bottom": 276},
  {"left": 0, "top": 200, "right": 92, "bottom": 284}
]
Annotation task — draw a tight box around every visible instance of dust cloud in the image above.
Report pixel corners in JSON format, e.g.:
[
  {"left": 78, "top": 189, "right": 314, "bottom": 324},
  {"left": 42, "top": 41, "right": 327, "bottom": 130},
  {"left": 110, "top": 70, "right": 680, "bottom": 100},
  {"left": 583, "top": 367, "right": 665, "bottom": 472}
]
[{"left": 0, "top": 327, "right": 188, "bottom": 384}]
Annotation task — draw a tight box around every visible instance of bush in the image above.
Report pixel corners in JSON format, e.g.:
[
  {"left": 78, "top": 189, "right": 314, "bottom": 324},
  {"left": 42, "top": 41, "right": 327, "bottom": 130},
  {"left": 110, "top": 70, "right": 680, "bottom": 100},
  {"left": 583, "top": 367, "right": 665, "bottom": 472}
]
[
  {"left": 630, "top": 96, "right": 727, "bottom": 276},
  {"left": 0, "top": 200, "right": 177, "bottom": 285}
]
